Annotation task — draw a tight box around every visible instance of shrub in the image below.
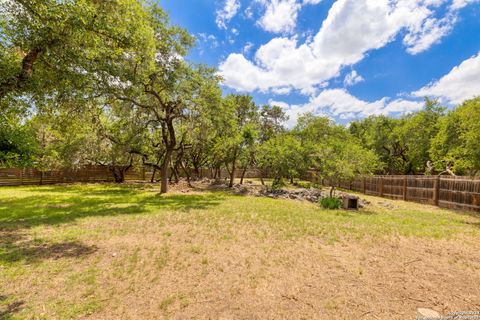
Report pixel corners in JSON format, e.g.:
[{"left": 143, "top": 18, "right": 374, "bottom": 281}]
[
  {"left": 271, "top": 178, "right": 286, "bottom": 190},
  {"left": 320, "top": 197, "right": 342, "bottom": 209}
]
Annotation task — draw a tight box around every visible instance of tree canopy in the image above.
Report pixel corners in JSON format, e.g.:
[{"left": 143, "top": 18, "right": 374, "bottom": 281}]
[{"left": 1, "top": 0, "right": 480, "bottom": 194}]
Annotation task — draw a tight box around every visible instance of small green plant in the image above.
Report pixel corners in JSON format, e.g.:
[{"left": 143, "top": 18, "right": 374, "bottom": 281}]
[
  {"left": 320, "top": 197, "right": 342, "bottom": 209},
  {"left": 271, "top": 178, "right": 286, "bottom": 190}
]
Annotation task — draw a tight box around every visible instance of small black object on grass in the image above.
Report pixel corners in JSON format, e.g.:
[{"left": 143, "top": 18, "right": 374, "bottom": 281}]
[{"left": 342, "top": 196, "right": 359, "bottom": 210}]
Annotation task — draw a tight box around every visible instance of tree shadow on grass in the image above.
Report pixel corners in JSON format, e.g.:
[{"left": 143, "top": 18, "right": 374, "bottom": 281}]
[
  {"left": 0, "top": 295, "right": 24, "bottom": 319},
  {"left": 0, "top": 231, "right": 98, "bottom": 264},
  {"left": 0, "top": 185, "right": 225, "bottom": 265},
  {"left": 0, "top": 185, "right": 224, "bottom": 231}
]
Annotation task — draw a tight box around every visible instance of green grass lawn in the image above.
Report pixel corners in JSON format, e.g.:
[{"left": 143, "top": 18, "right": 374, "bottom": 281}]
[{"left": 1, "top": 183, "right": 479, "bottom": 319}]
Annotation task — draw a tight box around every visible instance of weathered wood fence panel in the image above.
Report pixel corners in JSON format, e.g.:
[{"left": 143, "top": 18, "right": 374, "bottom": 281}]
[
  {"left": 0, "top": 166, "right": 259, "bottom": 186},
  {"left": 0, "top": 166, "right": 144, "bottom": 186},
  {"left": 337, "top": 175, "right": 480, "bottom": 212}
]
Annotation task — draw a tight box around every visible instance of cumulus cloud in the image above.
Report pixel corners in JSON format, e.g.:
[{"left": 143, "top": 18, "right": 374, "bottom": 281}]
[
  {"left": 257, "top": 0, "right": 301, "bottom": 33},
  {"left": 403, "top": 13, "right": 457, "bottom": 55},
  {"left": 256, "top": 0, "right": 323, "bottom": 34},
  {"left": 274, "top": 89, "right": 424, "bottom": 127},
  {"left": 344, "top": 70, "right": 364, "bottom": 87},
  {"left": 413, "top": 52, "right": 480, "bottom": 104},
  {"left": 216, "top": 0, "right": 241, "bottom": 29},
  {"left": 219, "top": 0, "right": 474, "bottom": 94}
]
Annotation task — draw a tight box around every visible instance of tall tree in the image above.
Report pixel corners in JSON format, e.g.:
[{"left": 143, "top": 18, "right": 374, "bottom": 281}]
[
  {"left": 297, "top": 114, "right": 380, "bottom": 196},
  {"left": 430, "top": 97, "right": 480, "bottom": 175},
  {"left": 212, "top": 94, "right": 259, "bottom": 188}
]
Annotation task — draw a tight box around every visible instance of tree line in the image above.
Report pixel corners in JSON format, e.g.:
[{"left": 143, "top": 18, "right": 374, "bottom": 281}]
[{"left": 1, "top": 1, "right": 479, "bottom": 193}]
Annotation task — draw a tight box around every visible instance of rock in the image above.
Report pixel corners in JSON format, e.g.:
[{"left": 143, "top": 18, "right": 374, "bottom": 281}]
[
  {"left": 208, "top": 180, "right": 368, "bottom": 207},
  {"left": 417, "top": 308, "right": 442, "bottom": 318}
]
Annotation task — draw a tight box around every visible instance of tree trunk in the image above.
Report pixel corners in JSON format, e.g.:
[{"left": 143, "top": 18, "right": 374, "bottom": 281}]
[
  {"left": 0, "top": 47, "right": 43, "bottom": 99},
  {"left": 193, "top": 165, "right": 200, "bottom": 179},
  {"left": 214, "top": 167, "right": 221, "bottom": 181},
  {"left": 229, "top": 162, "right": 236, "bottom": 188},
  {"left": 172, "top": 167, "right": 179, "bottom": 183},
  {"left": 259, "top": 170, "right": 265, "bottom": 186},
  {"left": 330, "top": 186, "right": 335, "bottom": 198},
  {"left": 111, "top": 167, "right": 126, "bottom": 183},
  {"left": 180, "top": 162, "right": 192, "bottom": 187},
  {"left": 169, "top": 166, "right": 179, "bottom": 184},
  {"left": 240, "top": 167, "right": 248, "bottom": 184},
  {"left": 160, "top": 150, "right": 173, "bottom": 194},
  {"left": 150, "top": 168, "right": 157, "bottom": 183}
]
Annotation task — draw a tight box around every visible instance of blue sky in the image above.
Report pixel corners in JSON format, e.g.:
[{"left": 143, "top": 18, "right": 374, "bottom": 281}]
[{"left": 160, "top": 0, "right": 480, "bottom": 126}]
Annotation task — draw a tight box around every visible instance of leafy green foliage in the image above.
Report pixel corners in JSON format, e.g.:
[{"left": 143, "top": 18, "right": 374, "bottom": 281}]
[
  {"left": 320, "top": 197, "right": 342, "bottom": 210},
  {"left": 257, "top": 133, "right": 309, "bottom": 184},
  {"left": 296, "top": 114, "right": 381, "bottom": 185},
  {"left": 1, "top": 0, "right": 480, "bottom": 190},
  {"left": 350, "top": 99, "right": 446, "bottom": 175},
  {"left": 430, "top": 97, "right": 480, "bottom": 175},
  {"left": 0, "top": 113, "right": 37, "bottom": 167},
  {"left": 0, "top": 0, "right": 160, "bottom": 102}
]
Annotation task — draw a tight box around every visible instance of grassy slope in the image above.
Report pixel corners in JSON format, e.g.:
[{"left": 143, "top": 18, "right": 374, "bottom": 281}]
[{"left": 1, "top": 183, "right": 479, "bottom": 318}]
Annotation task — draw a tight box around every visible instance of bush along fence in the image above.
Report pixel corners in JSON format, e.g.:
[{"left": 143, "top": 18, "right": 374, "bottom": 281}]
[{"left": 332, "top": 175, "right": 480, "bottom": 212}]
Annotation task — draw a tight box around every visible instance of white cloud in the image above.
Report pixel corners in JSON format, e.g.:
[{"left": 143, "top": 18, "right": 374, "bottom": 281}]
[
  {"left": 256, "top": 0, "right": 323, "bottom": 34},
  {"left": 413, "top": 52, "right": 480, "bottom": 104},
  {"left": 257, "top": 0, "right": 301, "bottom": 34},
  {"left": 274, "top": 89, "right": 424, "bottom": 127},
  {"left": 344, "top": 70, "right": 364, "bottom": 87},
  {"left": 219, "top": 0, "right": 475, "bottom": 94},
  {"left": 196, "top": 33, "right": 219, "bottom": 54},
  {"left": 244, "top": 6, "right": 254, "bottom": 19},
  {"left": 451, "top": 0, "right": 480, "bottom": 9},
  {"left": 242, "top": 42, "right": 254, "bottom": 54},
  {"left": 271, "top": 87, "right": 292, "bottom": 95},
  {"left": 216, "top": 0, "right": 241, "bottom": 29},
  {"left": 403, "top": 12, "right": 457, "bottom": 55}
]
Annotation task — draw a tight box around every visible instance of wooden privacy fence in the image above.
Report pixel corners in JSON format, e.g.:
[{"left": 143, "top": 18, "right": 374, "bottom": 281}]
[
  {"left": 0, "top": 166, "right": 261, "bottom": 186},
  {"left": 0, "top": 166, "right": 144, "bottom": 186},
  {"left": 335, "top": 175, "right": 480, "bottom": 212}
]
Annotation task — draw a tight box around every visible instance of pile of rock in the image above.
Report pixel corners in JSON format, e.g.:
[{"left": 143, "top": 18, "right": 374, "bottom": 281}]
[
  {"left": 213, "top": 181, "right": 369, "bottom": 208},
  {"left": 259, "top": 188, "right": 326, "bottom": 203}
]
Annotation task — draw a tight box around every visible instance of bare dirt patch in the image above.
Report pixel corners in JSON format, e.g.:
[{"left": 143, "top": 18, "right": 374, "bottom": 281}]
[
  {"left": 5, "top": 218, "right": 479, "bottom": 319},
  {"left": 2, "top": 184, "right": 479, "bottom": 319}
]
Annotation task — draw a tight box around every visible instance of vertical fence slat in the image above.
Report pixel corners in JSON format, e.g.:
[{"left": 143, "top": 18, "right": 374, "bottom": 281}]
[{"left": 334, "top": 175, "right": 479, "bottom": 212}]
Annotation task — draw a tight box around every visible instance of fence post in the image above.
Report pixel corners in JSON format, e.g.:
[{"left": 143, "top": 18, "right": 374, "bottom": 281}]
[
  {"left": 363, "top": 177, "right": 366, "bottom": 194},
  {"left": 433, "top": 176, "right": 440, "bottom": 206},
  {"left": 142, "top": 166, "right": 146, "bottom": 181},
  {"left": 20, "top": 168, "right": 24, "bottom": 185},
  {"left": 379, "top": 176, "right": 384, "bottom": 197},
  {"left": 403, "top": 176, "right": 407, "bottom": 201}
]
